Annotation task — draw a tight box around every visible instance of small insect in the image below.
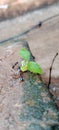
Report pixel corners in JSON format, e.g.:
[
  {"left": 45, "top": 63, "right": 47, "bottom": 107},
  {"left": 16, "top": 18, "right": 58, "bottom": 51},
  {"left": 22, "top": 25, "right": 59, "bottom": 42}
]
[
  {"left": 19, "top": 70, "right": 24, "bottom": 81},
  {"left": 12, "top": 63, "right": 24, "bottom": 81}
]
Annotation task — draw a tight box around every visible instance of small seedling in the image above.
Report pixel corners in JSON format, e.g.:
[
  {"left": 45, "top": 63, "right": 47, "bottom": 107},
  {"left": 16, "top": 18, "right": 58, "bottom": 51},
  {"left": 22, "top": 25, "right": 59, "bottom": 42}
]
[{"left": 19, "top": 48, "right": 43, "bottom": 74}]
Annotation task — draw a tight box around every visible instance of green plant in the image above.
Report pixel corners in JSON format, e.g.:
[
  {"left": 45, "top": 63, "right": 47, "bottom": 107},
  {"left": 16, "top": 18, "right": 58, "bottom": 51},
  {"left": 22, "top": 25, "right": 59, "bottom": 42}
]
[{"left": 19, "top": 48, "right": 43, "bottom": 74}]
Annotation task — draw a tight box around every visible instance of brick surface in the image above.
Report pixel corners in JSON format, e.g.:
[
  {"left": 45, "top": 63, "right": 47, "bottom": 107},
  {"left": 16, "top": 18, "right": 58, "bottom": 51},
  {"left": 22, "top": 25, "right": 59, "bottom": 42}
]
[
  {"left": 0, "top": 0, "right": 58, "bottom": 21},
  {"left": 0, "top": 3, "right": 59, "bottom": 130}
]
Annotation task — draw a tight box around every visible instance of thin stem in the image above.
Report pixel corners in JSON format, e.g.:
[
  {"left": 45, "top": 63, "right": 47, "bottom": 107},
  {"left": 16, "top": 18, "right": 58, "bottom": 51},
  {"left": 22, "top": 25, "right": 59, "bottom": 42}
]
[{"left": 47, "top": 53, "right": 58, "bottom": 88}]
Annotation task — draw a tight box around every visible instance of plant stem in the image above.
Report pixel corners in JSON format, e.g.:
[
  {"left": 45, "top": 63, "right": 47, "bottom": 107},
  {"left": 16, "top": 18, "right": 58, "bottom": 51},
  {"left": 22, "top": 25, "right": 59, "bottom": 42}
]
[{"left": 47, "top": 53, "right": 58, "bottom": 88}]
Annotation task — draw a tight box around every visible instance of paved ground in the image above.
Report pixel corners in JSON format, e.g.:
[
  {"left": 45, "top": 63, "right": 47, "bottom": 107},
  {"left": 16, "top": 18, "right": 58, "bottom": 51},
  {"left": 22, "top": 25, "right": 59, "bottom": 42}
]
[
  {"left": 0, "top": 2, "right": 59, "bottom": 130},
  {"left": 0, "top": 0, "right": 58, "bottom": 21},
  {"left": 0, "top": 2, "right": 59, "bottom": 79}
]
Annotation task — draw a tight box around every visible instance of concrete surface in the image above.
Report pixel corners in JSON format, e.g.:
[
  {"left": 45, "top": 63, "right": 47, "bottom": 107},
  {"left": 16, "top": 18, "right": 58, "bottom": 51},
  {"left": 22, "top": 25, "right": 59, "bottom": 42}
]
[
  {"left": 0, "top": 0, "right": 58, "bottom": 21},
  {"left": 0, "top": 2, "right": 59, "bottom": 79},
  {"left": 0, "top": 2, "right": 59, "bottom": 130}
]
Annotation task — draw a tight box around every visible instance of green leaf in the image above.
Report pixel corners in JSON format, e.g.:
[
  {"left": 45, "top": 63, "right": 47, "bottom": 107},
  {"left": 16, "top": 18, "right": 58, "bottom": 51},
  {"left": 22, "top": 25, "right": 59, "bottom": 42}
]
[
  {"left": 28, "top": 61, "right": 43, "bottom": 74},
  {"left": 19, "top": 48, "right": 30, "bottom": 61},
  {"left": 21, "top": 60, "right": 28, "bottom": 72}
]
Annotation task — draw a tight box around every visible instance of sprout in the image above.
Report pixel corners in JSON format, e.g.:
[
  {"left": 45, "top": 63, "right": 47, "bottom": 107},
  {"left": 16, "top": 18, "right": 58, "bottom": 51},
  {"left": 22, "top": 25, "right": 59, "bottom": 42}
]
[{"left": 19, "top": 48, "right": 43, "bottom": 74}]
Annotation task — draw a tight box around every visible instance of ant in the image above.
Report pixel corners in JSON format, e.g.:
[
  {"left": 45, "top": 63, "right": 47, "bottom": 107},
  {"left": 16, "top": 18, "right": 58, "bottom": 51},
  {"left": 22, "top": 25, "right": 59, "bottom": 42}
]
[{"left": 12, "top": 62, "right": 24, "bottom": 81}]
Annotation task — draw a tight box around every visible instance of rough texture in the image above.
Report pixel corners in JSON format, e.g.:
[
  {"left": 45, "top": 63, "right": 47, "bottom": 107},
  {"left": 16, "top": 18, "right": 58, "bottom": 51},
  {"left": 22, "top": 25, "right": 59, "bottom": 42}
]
[
  {"left": 0, "top": 42, "right": 59, "bottom": 130},
  {"left": 0, "top": 3, "right": 59, "bottom": 130},
  {"left": 0, "top": 0, "right": 59, "bottom": 21}
]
